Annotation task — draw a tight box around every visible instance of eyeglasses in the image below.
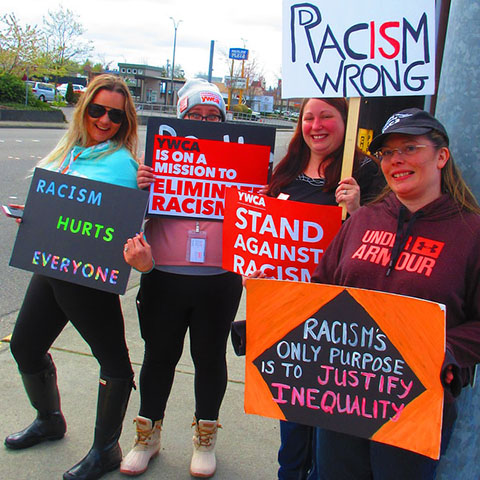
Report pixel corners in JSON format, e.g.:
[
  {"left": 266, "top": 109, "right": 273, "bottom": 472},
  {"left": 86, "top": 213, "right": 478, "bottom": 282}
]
[
  {"left": 374, "top": 144, "right": 431, "bottom": 161},
  {"left": 87, "top": 103, "right": 125, "bottom": 124},
  {"left": 185, "top": 112, "right": 222, "bottom": 122}
]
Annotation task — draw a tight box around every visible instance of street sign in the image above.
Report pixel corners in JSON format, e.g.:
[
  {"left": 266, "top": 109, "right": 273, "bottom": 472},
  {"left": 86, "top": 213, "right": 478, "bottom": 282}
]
[
  {"left": 229, "top": 48, "right": 249, "bottom": 60},
  {"left": 225, "top": 76, "right": 248, "bottom": 89}
]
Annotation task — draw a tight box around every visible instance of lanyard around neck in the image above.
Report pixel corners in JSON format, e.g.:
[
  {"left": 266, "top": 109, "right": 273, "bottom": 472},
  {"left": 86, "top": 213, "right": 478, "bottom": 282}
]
[{"left": 60, "top": 150, "right": 82, "bottom": 175}]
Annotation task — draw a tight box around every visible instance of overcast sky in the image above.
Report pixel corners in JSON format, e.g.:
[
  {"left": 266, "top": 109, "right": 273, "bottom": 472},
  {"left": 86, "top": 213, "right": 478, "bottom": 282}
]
[{"left": 7, "top": 0, "right": 283, "bottom": 87}]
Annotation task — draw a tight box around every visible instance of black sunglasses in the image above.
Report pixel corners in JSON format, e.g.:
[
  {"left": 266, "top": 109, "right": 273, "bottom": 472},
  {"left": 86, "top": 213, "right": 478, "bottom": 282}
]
[{"left": 87, "top": 103, "right": 125, "bottom": 124}]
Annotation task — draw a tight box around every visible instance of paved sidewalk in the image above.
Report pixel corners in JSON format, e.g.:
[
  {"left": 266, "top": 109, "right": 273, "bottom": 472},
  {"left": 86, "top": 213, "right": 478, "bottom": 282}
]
[
  {"left": 0, "top": 272, "right": 280, "bottom": 479},
  {"left": 0, "top": 121, "right": 68, "bottom": 129}
]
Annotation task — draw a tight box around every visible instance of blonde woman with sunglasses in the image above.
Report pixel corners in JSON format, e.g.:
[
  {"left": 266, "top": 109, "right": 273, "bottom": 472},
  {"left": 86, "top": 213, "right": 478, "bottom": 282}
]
[{"left": 5, "top": 74, "right": 140, "bottom": 480}]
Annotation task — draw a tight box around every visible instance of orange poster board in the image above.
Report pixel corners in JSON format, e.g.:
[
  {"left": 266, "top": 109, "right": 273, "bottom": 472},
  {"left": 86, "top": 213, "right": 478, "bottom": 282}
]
[{"left": 245, "top": 279, "right": 445, "bottom": 459}]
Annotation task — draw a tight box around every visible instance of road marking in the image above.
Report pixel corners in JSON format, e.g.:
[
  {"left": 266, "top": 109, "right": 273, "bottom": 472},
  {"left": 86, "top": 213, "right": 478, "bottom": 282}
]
[
  {"left": 15, "top": 140, "right": 23, "bottom": 143},
  {"left": 32, "top": 139, "right": 40, "bottom": 142}
]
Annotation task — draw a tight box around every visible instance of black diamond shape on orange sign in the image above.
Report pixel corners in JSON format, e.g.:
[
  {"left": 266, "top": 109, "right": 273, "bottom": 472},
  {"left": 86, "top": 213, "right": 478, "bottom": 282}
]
[{"left": 253, "top": 289, "right": 426, "bottom": 438}]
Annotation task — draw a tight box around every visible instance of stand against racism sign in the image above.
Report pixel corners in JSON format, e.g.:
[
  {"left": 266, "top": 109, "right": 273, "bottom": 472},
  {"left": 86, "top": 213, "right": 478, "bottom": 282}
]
[
  {"left": 144, "top": 117, "right": 275, "bottom": 220},
  {"left": 222, "top": 188, "right": 342, "bottom": 281},
  {"left": 245, "top": 279, "right": 446, "bottom": 459},
  {"left": 9, "top": 168, "right": 149, "bottom": 294},
  {"left": 282, "top": 0, "right": 436, "bottom": 98}
]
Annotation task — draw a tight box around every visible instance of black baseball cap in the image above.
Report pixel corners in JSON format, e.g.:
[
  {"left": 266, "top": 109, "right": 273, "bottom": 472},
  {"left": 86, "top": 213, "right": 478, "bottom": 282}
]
[{"left": 369, "top": 108, "right": 449, "bottom": 153}]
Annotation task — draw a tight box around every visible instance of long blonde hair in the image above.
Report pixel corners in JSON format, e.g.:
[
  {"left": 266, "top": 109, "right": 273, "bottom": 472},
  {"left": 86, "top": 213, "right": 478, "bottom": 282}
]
[{"left": 39, "top": 74, "right": 138, "bottom": 168}]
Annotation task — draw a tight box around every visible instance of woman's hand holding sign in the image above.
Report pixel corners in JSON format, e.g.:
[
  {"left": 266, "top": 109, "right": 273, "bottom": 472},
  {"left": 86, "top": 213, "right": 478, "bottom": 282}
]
[
  {"left": 2, "top": 204, "right": 25, "bottom": 224},
  {"left": 123, "top": 233, "right": 155, "bottom": 273},
  {"left": 242, "top": 269, "right": 268, "bottom": 287},
  {"left": 137, "top": 163, "right": 155, "bottom": 190},
  {"left": 335, "top": 177, "right": 361, "bottom": 214}
]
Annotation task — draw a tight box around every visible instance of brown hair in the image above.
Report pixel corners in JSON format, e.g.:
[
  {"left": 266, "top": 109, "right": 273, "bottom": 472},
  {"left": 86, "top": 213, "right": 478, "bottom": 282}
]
[
  {"left": 431, "top": 131, "right": 480, "bottom": 214},
  {"left": 265, "top": 98, "right": 371, "bottom": 197},
  {"left": 374, "top": 130, "right": 480, "bottom": 214}
]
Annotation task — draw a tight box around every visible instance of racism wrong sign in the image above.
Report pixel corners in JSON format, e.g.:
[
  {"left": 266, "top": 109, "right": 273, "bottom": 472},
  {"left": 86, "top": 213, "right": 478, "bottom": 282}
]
[
  {"left": 245, "top": 279, "right": 445, "bottom": 459},
  {"left": 222, "top": 188, "right": 342, "bottom": 282},
  {"left": 9, "top": 168, "right": 148, "bottom": 294},
  {"left": 282, "top": 0, "right": 436, "bottom": 98}
]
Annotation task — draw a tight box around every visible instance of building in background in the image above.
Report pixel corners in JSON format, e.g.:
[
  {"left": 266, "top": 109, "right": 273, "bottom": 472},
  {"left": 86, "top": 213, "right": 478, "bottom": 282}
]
[{"left": 118, "top": 63, "right": 186, "bottom": 104}]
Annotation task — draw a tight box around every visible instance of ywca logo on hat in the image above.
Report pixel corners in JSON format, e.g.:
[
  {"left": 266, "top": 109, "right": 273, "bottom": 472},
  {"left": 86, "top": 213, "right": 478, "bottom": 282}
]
[
  {"left": 179, "top": 96, "right": 189, "bottom": 113},
  {"left": 200, "top": 92, "right": 221, "bottom": 105},
  {"left": 382, "top": 113, "right": 413, "bottom": 133}
]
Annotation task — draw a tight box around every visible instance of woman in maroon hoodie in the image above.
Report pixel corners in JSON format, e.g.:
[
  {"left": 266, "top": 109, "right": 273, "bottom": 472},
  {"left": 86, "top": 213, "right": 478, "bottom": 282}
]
[{"left": 312, "top": 108, "right": 480, "bottom": 479}]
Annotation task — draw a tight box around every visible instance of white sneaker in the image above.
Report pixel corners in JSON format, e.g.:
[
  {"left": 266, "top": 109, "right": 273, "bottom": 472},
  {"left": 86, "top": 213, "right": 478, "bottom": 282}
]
[
  {"left": 120, "top": 416, "right": 162, "bottom": 476},
  {"left": 190, "top": 417, "right": 221, "bottom": 478}
]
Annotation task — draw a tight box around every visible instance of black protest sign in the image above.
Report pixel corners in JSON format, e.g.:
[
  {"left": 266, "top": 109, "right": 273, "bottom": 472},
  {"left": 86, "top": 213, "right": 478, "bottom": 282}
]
[{"left": 9, "top": 168, "right": 148, "bottom": 294}]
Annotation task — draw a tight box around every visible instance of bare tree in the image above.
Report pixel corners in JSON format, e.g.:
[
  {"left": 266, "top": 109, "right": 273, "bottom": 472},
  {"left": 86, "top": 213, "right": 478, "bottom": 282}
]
[
  {"left": 42, "top": 6, "right": 92, "bottom": 75},
  {"left": 224, "top": 52, "right": 265, "bottom": 107}
]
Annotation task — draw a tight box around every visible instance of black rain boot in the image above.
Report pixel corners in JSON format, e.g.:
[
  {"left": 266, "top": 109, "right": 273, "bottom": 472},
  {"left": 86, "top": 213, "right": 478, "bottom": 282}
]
[
  {"left": 5, "top": 354, "right": 66, "bottom": 450},
  {"left": 63, "top": 374, "right": 133, "bottom": 480}
]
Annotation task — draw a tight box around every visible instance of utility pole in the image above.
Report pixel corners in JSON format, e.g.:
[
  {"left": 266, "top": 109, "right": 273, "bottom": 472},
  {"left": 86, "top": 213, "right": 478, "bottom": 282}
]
[
  {"left": 208, "top": 40, "right": 215, "bottom": 83},
  {"left": 169, "top": 17, "right": 182, "bottom": 106}
]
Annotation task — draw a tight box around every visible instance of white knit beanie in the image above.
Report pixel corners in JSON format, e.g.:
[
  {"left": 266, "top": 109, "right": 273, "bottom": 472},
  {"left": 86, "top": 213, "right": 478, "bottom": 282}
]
[{"left": 177, "top": 78, "right": 226, "bottom": 120}]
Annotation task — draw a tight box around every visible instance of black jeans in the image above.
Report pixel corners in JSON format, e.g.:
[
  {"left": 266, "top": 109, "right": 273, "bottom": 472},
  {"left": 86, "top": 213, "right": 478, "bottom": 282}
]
[
  {"left": 10, "top": 274, "right": 133, "bottom": 379},
  {"left": 137, "top": 269, "right": 243, "bottom": 420}
]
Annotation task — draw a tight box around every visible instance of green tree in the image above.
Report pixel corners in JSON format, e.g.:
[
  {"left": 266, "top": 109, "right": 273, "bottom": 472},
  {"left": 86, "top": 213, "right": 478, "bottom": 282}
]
[
  {"left": 65, "top": 82, "right": 75, "bottom": 104},
  {"left": 0, "top": 72, "right": 25, "bottom": 101},
  {"left": 82, "top": 59, "right": 105, "bottom": 74},
  {"left": 0, "top": 13, "right": 43, "bottom": 76},
  {"left": 0, "top": 72, "right": 42, "bottom": 106},
  {"left": 173, "top": 64, "right": 185, "bottom": 79}
]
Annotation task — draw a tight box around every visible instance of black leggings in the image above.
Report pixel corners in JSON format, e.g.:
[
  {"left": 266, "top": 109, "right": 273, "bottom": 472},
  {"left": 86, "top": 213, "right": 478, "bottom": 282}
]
[
  {"left": 10, "top": 274, "right": 133, "bottom": 379},
  {"left": 137, "top": 269, "right": 243, "bottom": 421}
]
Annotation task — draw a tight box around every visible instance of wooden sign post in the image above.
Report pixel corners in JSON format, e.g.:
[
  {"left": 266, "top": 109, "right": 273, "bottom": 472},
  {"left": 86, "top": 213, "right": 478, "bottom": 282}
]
[{"left": 340, "top": 97, "right": 361, "bottom": 219}]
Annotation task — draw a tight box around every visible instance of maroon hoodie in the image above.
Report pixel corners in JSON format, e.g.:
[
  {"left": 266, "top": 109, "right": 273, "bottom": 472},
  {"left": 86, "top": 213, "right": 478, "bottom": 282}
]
[{"left": 312, "top": 192, "right": 480, "bottom": 397}]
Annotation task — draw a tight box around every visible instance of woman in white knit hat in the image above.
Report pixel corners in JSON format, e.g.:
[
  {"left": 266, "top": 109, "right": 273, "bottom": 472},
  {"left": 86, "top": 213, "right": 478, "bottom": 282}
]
[{"left": 120, "top": 79, "right": 243, "bottom": 478}]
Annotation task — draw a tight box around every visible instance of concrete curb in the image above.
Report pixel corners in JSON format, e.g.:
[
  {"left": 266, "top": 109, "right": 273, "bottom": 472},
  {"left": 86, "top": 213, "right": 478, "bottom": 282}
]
[{"left": 0, "top": 122, "right": 68, "bottom": 129}]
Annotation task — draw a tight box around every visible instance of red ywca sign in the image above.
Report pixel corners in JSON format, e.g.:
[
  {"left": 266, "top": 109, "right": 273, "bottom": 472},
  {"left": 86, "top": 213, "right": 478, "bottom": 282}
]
[
  {"left": 147, "top": 135, "right": 270, "bottom": 219},
  {"left": 222, "top": 188, "right": 342, "bottom": 282}
]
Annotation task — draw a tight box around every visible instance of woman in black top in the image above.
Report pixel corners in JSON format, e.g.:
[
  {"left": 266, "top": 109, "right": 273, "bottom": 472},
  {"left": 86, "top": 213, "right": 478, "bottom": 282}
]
[{"left": 265, "top": 97, "right": 384, "bottom": 480}]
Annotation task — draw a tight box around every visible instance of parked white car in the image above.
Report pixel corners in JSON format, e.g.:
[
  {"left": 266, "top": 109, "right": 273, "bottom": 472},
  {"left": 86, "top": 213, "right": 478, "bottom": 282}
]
[
  {"left": 25, "top": 81, "right": 56, "bottom": 102},
  {"left": 57, "top": 83, "right": 86, "bottom": 98}
]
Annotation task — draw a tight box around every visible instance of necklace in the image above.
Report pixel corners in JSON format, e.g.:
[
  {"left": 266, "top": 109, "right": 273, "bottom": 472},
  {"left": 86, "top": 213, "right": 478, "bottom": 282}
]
[{"left": 297, "top": 173, "right": 326, "bottom": 187}]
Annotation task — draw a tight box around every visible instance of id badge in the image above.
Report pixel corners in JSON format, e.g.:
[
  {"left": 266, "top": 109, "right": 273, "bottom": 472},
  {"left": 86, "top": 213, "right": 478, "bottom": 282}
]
[{"left": 187, "top": 228, "right": 207, "bottom": 263}]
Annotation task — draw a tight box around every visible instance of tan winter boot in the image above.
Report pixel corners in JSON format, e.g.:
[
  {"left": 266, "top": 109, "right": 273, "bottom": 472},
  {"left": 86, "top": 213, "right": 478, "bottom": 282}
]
[
  {"left": 190, "top": 417, "right": 221, "bottom": 478},
  {"left": 119, "top": 416, "right": 162, "bottom": 476}
]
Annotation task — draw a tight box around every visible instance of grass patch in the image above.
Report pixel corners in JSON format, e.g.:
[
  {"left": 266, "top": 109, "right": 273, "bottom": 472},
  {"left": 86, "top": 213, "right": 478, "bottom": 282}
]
[{"left": 0, "top": 102, "right": 59, "bottom": 111}]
